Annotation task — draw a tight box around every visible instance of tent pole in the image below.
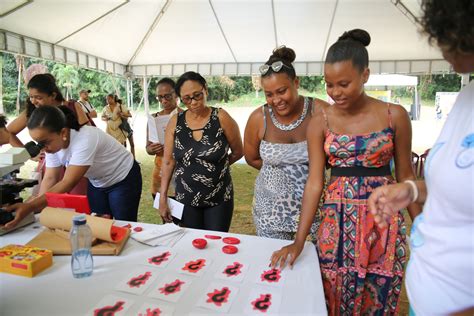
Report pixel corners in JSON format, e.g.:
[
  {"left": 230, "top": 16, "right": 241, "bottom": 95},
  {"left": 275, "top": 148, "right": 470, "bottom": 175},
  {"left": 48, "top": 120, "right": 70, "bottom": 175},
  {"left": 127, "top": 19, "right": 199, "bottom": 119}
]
[
  {"left": 414, "top": 85, "right": 420, "bottom": 120},
  {"left": 130, "top": 79, "right": 134, "bottom": 111},
  {"left": 15, "top": 55, "right": 24, "bottom": 116},
  {"left": 143, "top": 77, "right": 149, "bottom": 115},
  {"left": 126, "top": 79, "right": 131, "bottom": 110},
  {"left": 461, "top": 74, "right": 470, "bottom": 87},
  {"left": 0, "top": 56, "right": 3, "bottom": 114}
]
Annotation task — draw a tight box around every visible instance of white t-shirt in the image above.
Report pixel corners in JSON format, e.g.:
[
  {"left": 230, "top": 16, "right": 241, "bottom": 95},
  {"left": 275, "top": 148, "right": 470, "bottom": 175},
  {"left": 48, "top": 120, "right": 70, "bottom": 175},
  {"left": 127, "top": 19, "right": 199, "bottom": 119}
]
[
  {"left": 45, "top": 126, "right": 134, "bottom": 188},
  {"left": 406, "top": 81, "right": 474, "bottom": 315}
]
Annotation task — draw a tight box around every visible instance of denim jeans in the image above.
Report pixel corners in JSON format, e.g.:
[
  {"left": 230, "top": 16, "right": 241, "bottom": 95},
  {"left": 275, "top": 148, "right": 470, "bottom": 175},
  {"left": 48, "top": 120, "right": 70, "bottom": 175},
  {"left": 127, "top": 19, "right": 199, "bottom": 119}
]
[{"left": 87, "top": 161, "right": 142, "bottom": 221}]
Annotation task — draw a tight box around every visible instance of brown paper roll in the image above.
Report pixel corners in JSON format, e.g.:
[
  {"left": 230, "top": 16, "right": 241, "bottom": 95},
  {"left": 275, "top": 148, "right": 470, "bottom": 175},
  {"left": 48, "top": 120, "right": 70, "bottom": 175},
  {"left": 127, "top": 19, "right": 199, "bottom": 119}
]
[{"left": 39, "top": 207, "right": 115, "bottom": 242}]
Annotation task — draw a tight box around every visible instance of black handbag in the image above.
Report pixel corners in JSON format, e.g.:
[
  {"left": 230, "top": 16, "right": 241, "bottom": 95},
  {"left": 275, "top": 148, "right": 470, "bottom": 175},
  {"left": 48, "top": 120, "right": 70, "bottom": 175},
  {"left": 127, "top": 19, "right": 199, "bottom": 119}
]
[
  {"left": 119, "top": 118, "right": 133, "bottom": 134},
  {"left": 118, "top": 104, "right": 133, "bottom": 134}
]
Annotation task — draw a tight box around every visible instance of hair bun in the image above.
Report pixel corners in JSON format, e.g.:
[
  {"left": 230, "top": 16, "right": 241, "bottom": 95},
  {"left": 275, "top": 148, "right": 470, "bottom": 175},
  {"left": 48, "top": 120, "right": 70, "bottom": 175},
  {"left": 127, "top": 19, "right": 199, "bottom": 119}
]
[
  {"left": 338, "top": 29, "right": 371, "bottom": 47},
  {"left": 270, "top": 45, "right": 296, "bottom": 63}
]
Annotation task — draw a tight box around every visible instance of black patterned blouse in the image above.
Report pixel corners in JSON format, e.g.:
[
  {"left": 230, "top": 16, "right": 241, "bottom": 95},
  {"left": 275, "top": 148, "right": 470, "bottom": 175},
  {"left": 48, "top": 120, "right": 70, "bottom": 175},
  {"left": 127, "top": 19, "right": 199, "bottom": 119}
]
[{"left": 173, "top": 107, "right": 233, "bottom": 207}]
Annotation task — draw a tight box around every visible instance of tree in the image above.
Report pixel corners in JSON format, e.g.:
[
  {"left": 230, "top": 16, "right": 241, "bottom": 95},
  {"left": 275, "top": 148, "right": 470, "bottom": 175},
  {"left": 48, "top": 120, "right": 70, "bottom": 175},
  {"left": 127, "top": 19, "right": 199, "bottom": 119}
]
[
  {"left": 51, "top": 64, "right": 79, "bottom": 100},
  {"left": 299, "top": 76, "right": 324, "bottom": 93}
]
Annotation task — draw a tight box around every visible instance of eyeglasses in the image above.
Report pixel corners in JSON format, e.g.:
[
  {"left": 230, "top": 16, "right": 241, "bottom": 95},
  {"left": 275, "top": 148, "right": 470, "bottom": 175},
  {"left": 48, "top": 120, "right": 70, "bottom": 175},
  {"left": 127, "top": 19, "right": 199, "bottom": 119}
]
[
  {"left": 156, "top": 93, "right": 174, "bottom": 101},
  {"left": 181, "top": 88, "right": 205, "bottom": 105},
  {"left": 259, "top": 61, "right": 292, "bottom": 76}
]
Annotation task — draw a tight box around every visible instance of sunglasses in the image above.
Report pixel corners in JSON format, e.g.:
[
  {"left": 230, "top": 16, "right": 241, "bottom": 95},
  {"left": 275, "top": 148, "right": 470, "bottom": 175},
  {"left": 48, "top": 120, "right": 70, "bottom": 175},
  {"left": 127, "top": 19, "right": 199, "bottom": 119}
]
[
  {"left": 181, "top": 88, "right": 205, "bottom": 105},
  {"left": 259, "top": 61, "right": 292, "bottom": 75},
  {"left": 156, "top": 93, "right": 174, "bottom": 101}
]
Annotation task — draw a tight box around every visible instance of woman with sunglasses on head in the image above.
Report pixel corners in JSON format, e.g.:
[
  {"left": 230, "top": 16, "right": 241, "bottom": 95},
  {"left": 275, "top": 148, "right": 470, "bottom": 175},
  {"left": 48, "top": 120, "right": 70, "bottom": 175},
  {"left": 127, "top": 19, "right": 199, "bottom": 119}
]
[
  {"left": 158, "top": 71, "right": 243, "bottom": 231},
  {"left": 7, "top": 73, "right": 91, "bottom": 196},
  {"left": 146, "top": 77, "right": 182, "bottom": 199},
  {"left": 244, "top": 46, "right": 328, "bottom": 240},
  {"left": 369, "top": 1, "right": 474, "bottom": 315},
  {"left": 7, "top": 74, "right": 90, "bottom": 147},
  {"left": 3, "top": 105, "right": 142, "bottom": 229},
  {"left": 270, "top": 30, "right": 421, "bottom": 315}
]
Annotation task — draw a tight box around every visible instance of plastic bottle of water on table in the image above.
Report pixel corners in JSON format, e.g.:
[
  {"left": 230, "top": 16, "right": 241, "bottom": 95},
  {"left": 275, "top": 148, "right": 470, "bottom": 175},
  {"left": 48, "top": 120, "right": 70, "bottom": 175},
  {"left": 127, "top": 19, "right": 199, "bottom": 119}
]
[{"left": 70, "top": 214, "right": 93, "bottom": 278}]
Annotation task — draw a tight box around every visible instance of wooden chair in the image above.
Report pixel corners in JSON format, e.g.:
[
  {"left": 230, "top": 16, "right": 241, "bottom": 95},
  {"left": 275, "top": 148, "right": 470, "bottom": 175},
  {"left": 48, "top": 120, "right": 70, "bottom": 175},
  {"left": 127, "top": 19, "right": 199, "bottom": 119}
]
[{"left": 418, "top": 148, "right": 431, "bottom": 179}]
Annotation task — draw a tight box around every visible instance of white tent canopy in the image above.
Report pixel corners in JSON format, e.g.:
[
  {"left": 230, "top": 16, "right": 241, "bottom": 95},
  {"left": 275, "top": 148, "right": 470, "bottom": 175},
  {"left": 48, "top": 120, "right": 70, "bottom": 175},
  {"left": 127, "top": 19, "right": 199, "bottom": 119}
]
[{"left": 0, "top": 0, "right": 451, "bottom": 77}]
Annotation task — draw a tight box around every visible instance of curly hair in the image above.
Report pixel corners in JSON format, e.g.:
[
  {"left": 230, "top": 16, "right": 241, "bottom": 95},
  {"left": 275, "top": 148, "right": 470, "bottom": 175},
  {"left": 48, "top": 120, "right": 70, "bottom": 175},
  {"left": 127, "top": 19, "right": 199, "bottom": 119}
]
[{"left": 420, "top": 0, "right": 474, "bottom": 53}]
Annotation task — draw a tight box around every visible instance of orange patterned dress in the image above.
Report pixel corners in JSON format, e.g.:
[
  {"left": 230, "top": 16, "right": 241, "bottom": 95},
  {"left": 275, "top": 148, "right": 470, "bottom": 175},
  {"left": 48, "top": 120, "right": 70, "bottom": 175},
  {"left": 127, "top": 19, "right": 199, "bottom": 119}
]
[{"left": 317, "top": 106, "right": 407, "bottom": 315}]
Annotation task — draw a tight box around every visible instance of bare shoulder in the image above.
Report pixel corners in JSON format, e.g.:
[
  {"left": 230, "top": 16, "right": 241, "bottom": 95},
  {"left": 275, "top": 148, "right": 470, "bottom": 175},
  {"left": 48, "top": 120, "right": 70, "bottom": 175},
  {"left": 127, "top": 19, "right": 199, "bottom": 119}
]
[
  {"left": 248, "top": 105, "right": 265, "bottom": 122},
  {"left": 312, "top": 98, "right": 330, "bottom": 116},
  {"left": 216, "top": 107, "right": 231, "bottom": 119},
  {"left": 309, "top": 106, "right": 327, "bottom": 132},
  {"left": 387, "top": 102, "right": 409, "bottom": 118},
  {"left": 167, "top": 112, "right": 179, "bottom": 129}
]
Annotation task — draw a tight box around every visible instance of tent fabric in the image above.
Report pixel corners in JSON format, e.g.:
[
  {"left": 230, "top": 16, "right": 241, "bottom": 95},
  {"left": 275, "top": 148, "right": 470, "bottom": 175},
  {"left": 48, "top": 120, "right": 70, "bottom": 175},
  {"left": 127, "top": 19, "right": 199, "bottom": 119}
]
[{"left": 0, "top": 0, "right": 450, "bottom": 77}]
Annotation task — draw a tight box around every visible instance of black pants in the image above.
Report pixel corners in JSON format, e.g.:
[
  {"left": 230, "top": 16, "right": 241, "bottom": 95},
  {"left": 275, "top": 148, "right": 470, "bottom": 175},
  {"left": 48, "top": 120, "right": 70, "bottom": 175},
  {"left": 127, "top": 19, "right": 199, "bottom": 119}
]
[{"left": 181, "top": 199, "right": 234, "bottom": 232}]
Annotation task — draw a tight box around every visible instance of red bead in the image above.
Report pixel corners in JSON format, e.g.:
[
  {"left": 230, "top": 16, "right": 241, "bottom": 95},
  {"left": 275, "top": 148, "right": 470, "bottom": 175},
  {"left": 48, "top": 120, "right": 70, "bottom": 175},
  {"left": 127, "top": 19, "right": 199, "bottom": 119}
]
[
  {"left": 222, "top": 245, "right": 238, "bottom": 254},
  {"left": 192, "top": 238, "right": 207, "bottom": 249},
  {"left": 204, "top": 235, "right": 222, "bottom": 240},
  {"left": 222, "top": 237, "right": 240, "bottom": 245},
  {"left": 133, "top": 226, "right": 143, "bottom": 232}
]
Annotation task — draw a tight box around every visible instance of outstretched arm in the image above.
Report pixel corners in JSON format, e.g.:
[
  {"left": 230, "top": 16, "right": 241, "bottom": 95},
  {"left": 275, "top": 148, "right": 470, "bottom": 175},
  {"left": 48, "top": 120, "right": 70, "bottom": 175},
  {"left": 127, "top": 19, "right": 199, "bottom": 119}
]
[
  {"left": 368, "top": 180, "right": 427, "bottom": 228},
  {"left": 270, "top": 113, "right": 327, "bottom": 269}
]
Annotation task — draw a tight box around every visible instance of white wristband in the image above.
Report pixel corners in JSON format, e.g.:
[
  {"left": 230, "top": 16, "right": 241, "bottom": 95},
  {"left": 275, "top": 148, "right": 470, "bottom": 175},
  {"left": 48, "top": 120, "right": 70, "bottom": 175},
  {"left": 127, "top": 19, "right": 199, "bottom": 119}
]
[{"left": 404, "top": 180, "right": 418, "bottom": 203}]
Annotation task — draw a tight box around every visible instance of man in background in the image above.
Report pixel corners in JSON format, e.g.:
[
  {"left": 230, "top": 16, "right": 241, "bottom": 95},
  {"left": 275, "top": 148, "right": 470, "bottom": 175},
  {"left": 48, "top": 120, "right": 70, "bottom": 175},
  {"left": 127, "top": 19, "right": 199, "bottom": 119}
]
[{"left": 78, "top": 89, "right": 97, "bottom": 126}]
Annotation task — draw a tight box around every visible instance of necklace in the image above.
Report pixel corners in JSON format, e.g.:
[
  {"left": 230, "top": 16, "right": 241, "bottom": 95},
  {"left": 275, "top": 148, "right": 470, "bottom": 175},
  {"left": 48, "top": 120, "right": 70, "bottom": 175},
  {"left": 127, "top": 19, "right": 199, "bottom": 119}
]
[{"left": 269, "top": 97, "right": 309, "bottom": 131}]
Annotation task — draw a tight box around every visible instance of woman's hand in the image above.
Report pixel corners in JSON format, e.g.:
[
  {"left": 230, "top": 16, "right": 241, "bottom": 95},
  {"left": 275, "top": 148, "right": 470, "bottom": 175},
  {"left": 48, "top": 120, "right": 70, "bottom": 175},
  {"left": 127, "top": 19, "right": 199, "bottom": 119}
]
[
  {"left": 2, "top": 203, "right": 34, "bottom": 230},
  {"left": 368, "top": 182, "right": 413, "bottom": 228},
  {"left": 146, "top": 143, "right": 164, "bottom": 156},
  {"left": 158, "top": 199, "right": 173, "bottom": 223},
  {"left": 270, "top": 241, "right": 305, "bottom": 269}
]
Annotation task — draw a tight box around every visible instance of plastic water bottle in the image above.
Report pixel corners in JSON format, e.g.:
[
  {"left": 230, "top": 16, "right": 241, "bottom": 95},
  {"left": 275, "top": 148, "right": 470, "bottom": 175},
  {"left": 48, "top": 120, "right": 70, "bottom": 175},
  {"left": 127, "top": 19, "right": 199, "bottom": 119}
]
[{"left": 70, "top": 214, "right": 93, "bottom": 278}]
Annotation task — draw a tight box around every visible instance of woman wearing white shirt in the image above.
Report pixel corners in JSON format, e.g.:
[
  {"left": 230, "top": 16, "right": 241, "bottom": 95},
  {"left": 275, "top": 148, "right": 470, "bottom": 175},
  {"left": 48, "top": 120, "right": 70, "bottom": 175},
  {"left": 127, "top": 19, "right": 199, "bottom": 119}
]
[
  {"left": 368, "top": 0, "right": 474, "bottom": 315},
  {"left": 3, "top": 105, "right": 142, "bottom": 229}
]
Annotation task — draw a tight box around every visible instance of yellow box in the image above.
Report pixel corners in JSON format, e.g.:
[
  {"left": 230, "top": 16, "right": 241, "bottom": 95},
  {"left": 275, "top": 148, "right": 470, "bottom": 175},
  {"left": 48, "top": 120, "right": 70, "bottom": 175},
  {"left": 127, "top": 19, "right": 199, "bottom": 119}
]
[{"left": 0, "top": 244, "right": 53, "bottom": 278}]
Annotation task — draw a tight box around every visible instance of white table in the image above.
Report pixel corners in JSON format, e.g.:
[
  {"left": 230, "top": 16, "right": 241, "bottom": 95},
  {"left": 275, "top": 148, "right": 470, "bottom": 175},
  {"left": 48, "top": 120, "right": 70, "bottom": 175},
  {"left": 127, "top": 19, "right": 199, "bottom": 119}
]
[{"left": 0, "top": 221, "right": 327, "bottom": 315}]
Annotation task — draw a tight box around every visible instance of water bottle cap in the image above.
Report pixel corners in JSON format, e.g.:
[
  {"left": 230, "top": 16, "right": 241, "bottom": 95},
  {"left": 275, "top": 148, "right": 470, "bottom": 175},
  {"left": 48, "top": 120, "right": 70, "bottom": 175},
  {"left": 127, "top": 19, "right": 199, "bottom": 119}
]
[{"left": 72, "top": 214, "right": 87, "bottom": 225}]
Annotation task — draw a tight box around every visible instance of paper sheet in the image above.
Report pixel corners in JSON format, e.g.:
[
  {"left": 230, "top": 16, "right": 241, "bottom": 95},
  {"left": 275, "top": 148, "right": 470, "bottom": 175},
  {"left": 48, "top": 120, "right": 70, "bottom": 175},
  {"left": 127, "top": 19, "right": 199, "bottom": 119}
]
[
  {"left": 148, "top": 114, "right": 171, "bottom": 144},
  {"left": 132, "top": 302, "right": 175, "bottom": 316},
  {"left": 244, "top": 287, "right": 282, "bottom": 315},
  {"left": 215, "top": 261, "right": 250, "bottom": 283},
  {"left": 147, "top": 115, "right": 159, "bottom": 143},
  {"left": 144, "top": 249, "right": 177, "bottom": 268},
  {"left": 86, "top": 294, "right": 134, "bottom": 316},
  {"left": 196, "top": 282, "right": 239, "bottom": 313},
  {"left": 115, "top": 267, "right": 160, "bottom": 295},
  {"left": 131, "top": 223, "right": 185, "bottom": 247},
  {"left": 153, "top": 193, "right": 184, "bottom": 220},
  {"left": 147, "top": 273, "right": 194, "bottom": 303}
]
